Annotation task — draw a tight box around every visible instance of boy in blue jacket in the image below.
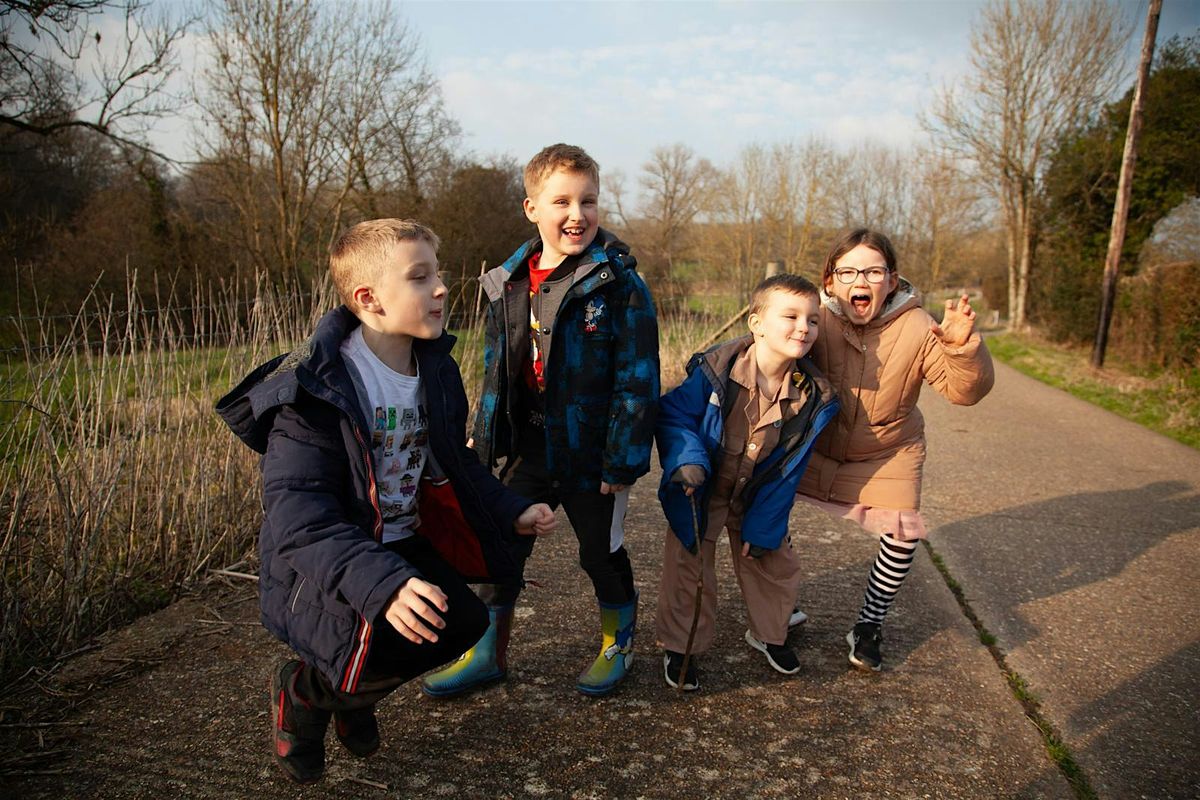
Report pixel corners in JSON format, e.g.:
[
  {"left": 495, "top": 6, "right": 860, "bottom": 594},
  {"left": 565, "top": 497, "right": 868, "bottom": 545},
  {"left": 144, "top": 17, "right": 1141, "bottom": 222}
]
[
  {"left": 655, "top": 274, "right": 837, "bottom": 690},
  {"left": 422, "top": 144, "right": 660, "bottom": 698},
  {"left": 216, "top": 219, "right": 555, "bottom": 784}
]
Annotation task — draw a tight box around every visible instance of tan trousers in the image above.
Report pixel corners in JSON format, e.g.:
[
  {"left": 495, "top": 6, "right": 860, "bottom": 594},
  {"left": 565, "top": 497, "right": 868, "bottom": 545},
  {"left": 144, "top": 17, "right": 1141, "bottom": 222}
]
[{"left": 655, "top": 527, "right": 802, "bottom": 653}]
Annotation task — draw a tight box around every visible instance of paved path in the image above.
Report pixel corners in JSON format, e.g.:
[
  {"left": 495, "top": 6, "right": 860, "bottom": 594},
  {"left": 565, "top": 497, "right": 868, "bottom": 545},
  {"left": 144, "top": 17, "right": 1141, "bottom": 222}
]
[
  {"left": 2, "top": 361, "right": 1196, "bottom": 798},
  {"left": 922, "top": 361, "right": 1200, "bottom": 799}
]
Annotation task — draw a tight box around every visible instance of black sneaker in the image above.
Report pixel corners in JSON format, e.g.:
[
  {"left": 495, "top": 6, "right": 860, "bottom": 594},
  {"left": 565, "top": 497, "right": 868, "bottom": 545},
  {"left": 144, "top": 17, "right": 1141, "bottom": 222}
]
[
  {"left": 334, "top": 705, "right": 380, "bottom": 758},
  {"left": 271, "top": 660, "right": 331, "bottom": 784},
  {"left": 743, "top": 630, "right": 801, "bottom": 675},
  {"left": 847, "top": 622, "right": 883, "bottom": 671},
  {"left": 663, "top": 650, "right": 700, "bottom": 691}
]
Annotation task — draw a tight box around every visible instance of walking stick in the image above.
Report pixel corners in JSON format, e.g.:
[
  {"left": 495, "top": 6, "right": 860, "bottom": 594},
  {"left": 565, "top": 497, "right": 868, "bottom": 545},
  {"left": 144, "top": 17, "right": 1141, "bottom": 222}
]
[{"left": 677, "top": 491, "right": 703, "bottom": 693}]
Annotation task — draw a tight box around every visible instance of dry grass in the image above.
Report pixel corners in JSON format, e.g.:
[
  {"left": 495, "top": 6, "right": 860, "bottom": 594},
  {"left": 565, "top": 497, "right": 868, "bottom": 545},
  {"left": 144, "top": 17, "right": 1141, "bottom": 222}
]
[
  {"left": 0, "top": 276, "right": 333, "bottom": 680},
  {"left": 0, "top": 276, "right": 730, "bottom": 683}
]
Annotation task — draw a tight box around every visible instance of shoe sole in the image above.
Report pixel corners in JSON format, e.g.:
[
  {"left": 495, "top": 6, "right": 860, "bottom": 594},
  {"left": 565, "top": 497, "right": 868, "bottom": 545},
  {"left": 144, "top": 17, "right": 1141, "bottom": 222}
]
[
  {"left": 845, "top": 631, "right": 882, "bottom": 672},
  {"left": 662, "top": 654, "right": 699, "bottom": 691},
  {"left": 743, "top": 630, "right": 801, "bottom": 675},
  {"left": 419, "top": 669, "right": 506, "bottom": 698},
  {"left": 576, "top": 652, "right": 635, "bottom": 697}
]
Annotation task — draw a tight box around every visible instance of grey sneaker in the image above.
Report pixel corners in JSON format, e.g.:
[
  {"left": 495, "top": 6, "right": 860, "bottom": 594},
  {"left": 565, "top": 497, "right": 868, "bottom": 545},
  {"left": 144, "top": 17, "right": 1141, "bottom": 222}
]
[
  {"left": 788, "top": 606, "right": 809, "bottom": 627},
  {"left": 744, "top": 630, "right": 801, "bottom": 675}
]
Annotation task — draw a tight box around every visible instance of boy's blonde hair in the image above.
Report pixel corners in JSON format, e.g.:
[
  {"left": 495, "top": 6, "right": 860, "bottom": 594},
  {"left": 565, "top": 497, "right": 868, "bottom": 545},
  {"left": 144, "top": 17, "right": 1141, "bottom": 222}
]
[
  {"left": 330, "top": 219, "right": 441, "bottom": 309},
  {"left": 523, "top": 143, "right": 600, "bottom": 198},
  {"left": 749, "top": 273, "right": 820, "bottom": 317}
]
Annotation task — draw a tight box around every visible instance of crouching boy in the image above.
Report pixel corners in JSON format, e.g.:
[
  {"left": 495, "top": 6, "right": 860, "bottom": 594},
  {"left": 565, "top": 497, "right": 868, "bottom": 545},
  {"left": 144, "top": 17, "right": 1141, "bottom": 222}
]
[
  {"left": 216, "top": 219, "right": 555, "bottom": 784},
  {"left": 654, "top": 274, "right": 837, "bottom": 690}
]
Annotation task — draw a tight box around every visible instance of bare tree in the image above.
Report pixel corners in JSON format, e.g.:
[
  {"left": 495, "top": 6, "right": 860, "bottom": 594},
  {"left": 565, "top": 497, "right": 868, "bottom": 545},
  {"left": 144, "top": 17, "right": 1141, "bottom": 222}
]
[
  {"left": 703, "top": 144, "right": 770, "bottom": 303},
  {"left": 907, "top": 146, "right": 988, "bottom": 289},
  {"left": 759, "top": 138, "right": 835, "bottom": 276},
  {"left": 829, "top": 141, "right": 912, "bottom": 244},
  {"left": 925, "top": 0, "right": 1127, "bottom": 330},
  {"left": 0, "top": 0, "right": 192, "bottom": 155},
  {"left": 194, "top": 0, "right": 458, "bottom": 281},
  {"left": 631, "top": 143, "right": 715, "bottom": 281}
]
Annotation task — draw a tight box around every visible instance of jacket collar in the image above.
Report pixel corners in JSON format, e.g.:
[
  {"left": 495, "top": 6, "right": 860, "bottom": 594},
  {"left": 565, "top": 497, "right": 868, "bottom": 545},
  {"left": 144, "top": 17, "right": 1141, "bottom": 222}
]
[{"left": 481, "top": 228, "right": 632, "bottom": 301}]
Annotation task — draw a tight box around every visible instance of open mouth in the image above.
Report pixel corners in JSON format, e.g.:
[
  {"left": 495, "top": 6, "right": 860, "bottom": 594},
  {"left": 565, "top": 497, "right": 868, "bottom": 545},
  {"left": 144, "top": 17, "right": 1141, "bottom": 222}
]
[
  {"left": 850, "top": 293, "right": 872, "bottom": 316},
  {"left": 563, "top": 226, "right": 585, "bottom": 239}
]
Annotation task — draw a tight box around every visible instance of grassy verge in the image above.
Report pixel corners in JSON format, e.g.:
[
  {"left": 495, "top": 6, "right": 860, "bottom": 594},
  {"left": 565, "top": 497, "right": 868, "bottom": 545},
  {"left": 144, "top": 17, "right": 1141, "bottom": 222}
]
[{"left": 987, "top": 332, "right": 1200, "bottom": 450}]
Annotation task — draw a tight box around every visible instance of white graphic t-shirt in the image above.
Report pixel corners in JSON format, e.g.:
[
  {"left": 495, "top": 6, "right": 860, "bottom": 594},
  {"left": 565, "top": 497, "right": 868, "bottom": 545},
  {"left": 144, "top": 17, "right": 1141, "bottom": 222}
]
[{"left": 341, "top": 327, "right": 428, "bottom": 544}]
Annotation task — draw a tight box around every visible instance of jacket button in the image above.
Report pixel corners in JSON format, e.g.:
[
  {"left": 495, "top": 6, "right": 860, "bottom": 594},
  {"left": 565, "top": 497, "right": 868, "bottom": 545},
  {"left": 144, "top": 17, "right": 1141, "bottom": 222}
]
[
  {"left": 747, "top": 443, "right": 757, "bottom": 452},
  {"left": 543, "top": 286, "right": 551, "bottom": 293},
  {"left": 543, "top": 326, "right": 551, "bottom": 335},
  {"left": 600, "top": 272, "right": 608, "bottom": 279}
]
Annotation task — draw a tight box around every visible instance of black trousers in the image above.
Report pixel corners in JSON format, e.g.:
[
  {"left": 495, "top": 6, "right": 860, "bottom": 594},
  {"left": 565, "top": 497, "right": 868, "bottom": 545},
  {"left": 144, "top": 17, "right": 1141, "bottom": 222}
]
[
  {"left": 483, "top": 434, "right": 636, "bottom": 607},
  {"left": 293, "top": 535, "right": 488, "bottom": 711}
]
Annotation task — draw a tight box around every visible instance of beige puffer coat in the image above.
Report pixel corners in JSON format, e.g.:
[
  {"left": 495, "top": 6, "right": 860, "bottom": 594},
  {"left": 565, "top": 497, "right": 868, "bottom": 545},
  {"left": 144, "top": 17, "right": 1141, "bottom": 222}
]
[{"left": 797, "top": 281, "right": 994, "bottom": 511}]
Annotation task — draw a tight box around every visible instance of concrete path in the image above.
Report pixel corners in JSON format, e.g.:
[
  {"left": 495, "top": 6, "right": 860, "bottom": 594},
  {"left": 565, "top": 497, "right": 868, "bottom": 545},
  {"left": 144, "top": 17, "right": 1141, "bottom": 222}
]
[
  {"left": 1, "top": 361, "right": 1195, "bottom": 798},
  {"left": 923, "top": 361, "right": 1200, "bottom": 799}
]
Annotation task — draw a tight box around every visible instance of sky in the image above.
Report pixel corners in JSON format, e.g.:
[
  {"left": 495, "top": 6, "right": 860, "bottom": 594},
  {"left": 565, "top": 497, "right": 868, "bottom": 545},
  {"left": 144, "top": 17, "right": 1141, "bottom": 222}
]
[
  {"left": 116, "top": 0, "right": 1199, "bottom": 188},
  {"left": 398, "top": 0, "right": 1200, "bottom": 185}
]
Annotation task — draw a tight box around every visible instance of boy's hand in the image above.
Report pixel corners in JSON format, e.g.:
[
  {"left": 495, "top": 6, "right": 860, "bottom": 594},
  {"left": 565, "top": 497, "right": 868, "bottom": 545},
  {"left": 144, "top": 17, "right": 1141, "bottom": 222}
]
[
  {"left": 740, "top": 542, "right": 771, "bottom": 559},
  {"left": 515, "top": 503, "right": 556, "bottom": 536},
  {"left": 600, "top": 481, "right": 626, "bottom": 495},
  {"left": 931, "top": 294, "right": 977, "bottom": 347},
  {"left": 670, "top": 464, "right": 706, "bottom": 497},
  {"left": 385, "top": 577, "right": 448, "bottom": 644}
]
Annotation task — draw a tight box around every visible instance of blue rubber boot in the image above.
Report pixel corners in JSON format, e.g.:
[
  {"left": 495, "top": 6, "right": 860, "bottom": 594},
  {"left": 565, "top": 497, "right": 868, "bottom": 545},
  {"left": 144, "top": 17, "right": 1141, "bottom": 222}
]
[
  {"left": 575, "top": 595, "right": 637, "bottom": 697},
  {"left": 420, "top": 604, "right": 513, "bottom": 698}
]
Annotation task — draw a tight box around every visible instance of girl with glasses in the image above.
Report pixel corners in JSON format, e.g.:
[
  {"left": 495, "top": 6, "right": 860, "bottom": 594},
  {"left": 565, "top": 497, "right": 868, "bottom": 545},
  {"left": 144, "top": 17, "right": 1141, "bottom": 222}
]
[{"left": 795, "top": 228, "right": 995, "bottom": 671}]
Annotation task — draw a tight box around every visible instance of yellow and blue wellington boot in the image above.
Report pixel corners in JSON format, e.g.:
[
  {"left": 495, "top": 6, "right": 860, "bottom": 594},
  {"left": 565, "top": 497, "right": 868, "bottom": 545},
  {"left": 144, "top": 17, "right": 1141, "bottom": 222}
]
[
  {"left": 575, "top": 595, "right": 637, "bottom": 697},
  {"left": 420, "top": 604, "right": 513, "bottom": 698}
]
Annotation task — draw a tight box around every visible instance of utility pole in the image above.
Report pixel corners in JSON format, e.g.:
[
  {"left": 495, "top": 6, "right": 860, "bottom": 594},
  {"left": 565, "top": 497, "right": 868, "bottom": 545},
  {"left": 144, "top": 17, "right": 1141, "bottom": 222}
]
[{"left": 1092, "top": 0, "right": 1162, "bottom": 368}]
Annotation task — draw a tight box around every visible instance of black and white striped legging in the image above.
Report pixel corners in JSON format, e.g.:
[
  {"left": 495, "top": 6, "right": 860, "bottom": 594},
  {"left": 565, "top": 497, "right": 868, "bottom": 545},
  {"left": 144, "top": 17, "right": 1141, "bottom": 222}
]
[{"left": 856, "top": 535, "right": 918, "bottom": 625}]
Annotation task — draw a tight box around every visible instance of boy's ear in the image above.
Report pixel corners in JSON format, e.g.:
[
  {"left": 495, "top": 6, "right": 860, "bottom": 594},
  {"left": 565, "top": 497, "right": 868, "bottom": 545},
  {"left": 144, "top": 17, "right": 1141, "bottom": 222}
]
[
  {"left": 352, "top": 285, "right": 379, "bottom": 313},
  {"left": 747, "top": 311, "right": 762, "bottom": 337},
  {"left": 522, "top": 197, "right": 538, "bottom": 223}
]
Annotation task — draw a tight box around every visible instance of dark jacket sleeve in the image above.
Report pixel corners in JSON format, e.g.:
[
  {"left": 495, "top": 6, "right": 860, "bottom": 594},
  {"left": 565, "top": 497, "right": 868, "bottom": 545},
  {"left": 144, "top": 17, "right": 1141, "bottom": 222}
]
[
  {"left": 603, "top": 269, "right": 661, "bottom": 485},
  {"left": 261, "top": 397, "right": 418, "bottom": 624}
]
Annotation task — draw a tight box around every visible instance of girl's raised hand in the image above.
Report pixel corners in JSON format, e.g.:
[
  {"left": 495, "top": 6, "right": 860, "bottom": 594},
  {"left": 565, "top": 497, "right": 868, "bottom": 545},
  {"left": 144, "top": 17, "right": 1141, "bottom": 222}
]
[{"left": 930, "top": 294, "right": 977, "bottom": 347}]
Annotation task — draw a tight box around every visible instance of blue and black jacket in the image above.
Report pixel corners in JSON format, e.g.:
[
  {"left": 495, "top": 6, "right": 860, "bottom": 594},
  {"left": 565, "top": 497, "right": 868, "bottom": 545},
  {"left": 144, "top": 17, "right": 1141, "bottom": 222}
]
[
  {"left": 471, "top": 228, "right": 660, "bottom": 491},
  {"left": 656, "top": 335, "right": 839, "bottom": 553},
  {"left": 216, "top": 307, "right": 532, "bottom": 693}
]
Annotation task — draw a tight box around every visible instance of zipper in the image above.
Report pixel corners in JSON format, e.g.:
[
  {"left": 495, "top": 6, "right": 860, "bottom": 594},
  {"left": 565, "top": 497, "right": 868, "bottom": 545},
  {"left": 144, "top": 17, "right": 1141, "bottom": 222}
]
[{"left": 352, "top": 425, "right": 383, "bottom": 541}]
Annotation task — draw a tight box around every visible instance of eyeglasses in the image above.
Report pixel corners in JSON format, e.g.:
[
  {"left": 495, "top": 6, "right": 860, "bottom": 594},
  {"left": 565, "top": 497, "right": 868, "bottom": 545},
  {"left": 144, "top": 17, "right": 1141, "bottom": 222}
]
[{"left": 832, "top": 266, "right": 890, "bottom": 285}]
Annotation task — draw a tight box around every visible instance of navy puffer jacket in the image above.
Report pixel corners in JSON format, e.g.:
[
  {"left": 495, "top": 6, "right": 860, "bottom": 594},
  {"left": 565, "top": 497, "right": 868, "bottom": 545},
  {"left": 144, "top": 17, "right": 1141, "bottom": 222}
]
[{"left": 217, "top": 307, "right": 531, "bottom": 693}]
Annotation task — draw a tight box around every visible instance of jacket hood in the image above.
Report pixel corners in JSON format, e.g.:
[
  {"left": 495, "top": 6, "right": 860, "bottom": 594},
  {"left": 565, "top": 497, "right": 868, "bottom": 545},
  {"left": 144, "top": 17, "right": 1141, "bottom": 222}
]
[
  {"left": 215, "top": 306, "right": 456, "bottom": 453},
  {"left": 821, "top": 276, "right": 920, "bottom": 326}
]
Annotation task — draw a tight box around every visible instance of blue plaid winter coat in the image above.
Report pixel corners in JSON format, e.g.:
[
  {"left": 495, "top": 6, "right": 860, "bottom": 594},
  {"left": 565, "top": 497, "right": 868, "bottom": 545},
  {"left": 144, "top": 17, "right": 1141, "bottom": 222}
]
[
  {"left": 216, "top": 307, "right": 532, "bottom": 693},
  {"left": 471, "top": 229, "right": 660, "bottom": 491}
]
